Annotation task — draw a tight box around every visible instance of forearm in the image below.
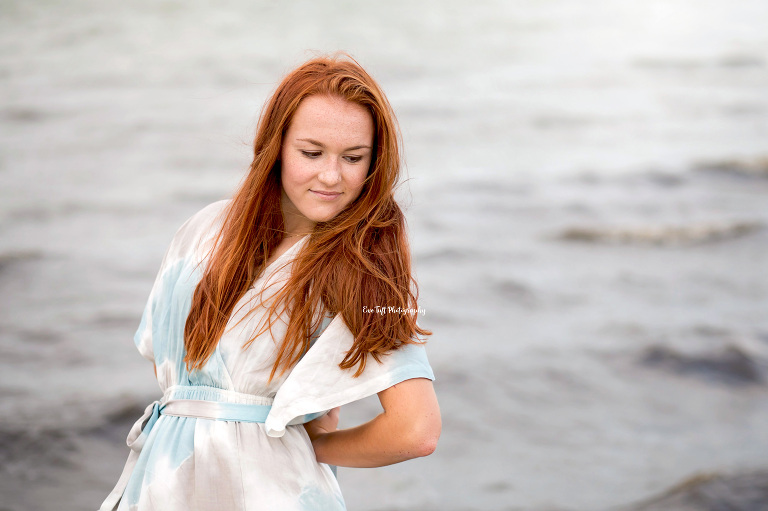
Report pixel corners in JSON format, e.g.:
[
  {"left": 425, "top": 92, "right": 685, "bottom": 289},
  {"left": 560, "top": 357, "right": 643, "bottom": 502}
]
[
  {"left": 311, "top": 410, "right": 438, "bottom": 468},
  {"left": 308, "top": 379, "right": 441, "bottom": 468}
]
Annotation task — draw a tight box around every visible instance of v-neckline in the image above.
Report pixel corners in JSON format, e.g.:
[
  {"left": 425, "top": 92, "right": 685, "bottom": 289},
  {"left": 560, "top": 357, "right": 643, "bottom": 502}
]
[{"left": 263, "top": 235, "right": 309, "bottom": 274}]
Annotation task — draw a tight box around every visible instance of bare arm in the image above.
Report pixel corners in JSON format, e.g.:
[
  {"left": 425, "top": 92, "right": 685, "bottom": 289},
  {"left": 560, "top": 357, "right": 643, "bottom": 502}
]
[{"left": 304, "top": 378, "right": 441, "bottom": 468}]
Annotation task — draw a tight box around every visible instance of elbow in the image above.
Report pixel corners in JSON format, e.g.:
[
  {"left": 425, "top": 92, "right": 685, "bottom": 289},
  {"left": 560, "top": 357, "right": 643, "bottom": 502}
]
[
  {"left": 413, "top": 432, "right": 439, "bottom": 458},
  {"left": 407, "top": 414, "right": 441, "bottom": 458}
]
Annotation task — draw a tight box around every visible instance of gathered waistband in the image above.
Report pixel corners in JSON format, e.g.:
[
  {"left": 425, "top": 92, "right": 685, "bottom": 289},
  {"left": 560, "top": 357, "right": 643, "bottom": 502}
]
[{"left": 163, "top": 384, "right": 274, "bottom": 406}]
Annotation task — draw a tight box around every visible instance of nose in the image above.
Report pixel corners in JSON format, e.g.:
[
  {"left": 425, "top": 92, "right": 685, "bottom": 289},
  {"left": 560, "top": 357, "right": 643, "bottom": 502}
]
[{"left": 317, "top": 157, "right": 342, "bottom": 187}]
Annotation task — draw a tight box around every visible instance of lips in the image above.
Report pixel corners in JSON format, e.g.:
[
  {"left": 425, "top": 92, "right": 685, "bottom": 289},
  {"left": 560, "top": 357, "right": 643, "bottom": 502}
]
[{"left": 310, "top": 190, "right": 342, "bottom": 200}]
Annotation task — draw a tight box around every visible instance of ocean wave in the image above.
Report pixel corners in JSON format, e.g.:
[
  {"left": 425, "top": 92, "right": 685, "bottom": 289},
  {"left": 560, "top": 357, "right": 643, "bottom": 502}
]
[
  {"left": 0, "top": 426, "right": 78, "bottom": 479},
  {"left": 632, "top": 54, "right": 765, "bottom": 70},
  {"left": 0, "top": 397, "right": 148, "bottom": 482},
  {"left": 415, "top": 246, "right": 487, "bottom": 263},
  {"left": 489, "top": 277, "right": 537, "bottom": 307},
  {"left": 695, "top": 156, "right": 768, "bottom": 179},
  {"left": 557, "top": 221, "right": 765, "bottom": 245},
  {"left": 637, "top": 344, "right": 765, "bottom": 386},
  {"left": 0, "top": 251, "right": 43, "bottom": 274},
  {"left": 617, "top": 469, "right": 768, "bottom": 511}
]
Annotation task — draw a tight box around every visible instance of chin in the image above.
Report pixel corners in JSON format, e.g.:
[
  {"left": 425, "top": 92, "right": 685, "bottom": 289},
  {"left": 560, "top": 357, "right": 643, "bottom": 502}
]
[
  {"left": 312, "top": 213, "right": 341, "bottom": 224},
  {"left": 307, "top": 206, "right": 346, "bottom": 224}
]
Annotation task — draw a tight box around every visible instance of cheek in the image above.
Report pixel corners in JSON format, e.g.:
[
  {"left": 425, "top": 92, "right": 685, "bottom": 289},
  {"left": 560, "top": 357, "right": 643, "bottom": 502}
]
[
  {"left": 281, "top": 154, "right": 309, "bottom": 188},
  {"left": 346, "top": 169, "right": 368, "bottom": 201}
]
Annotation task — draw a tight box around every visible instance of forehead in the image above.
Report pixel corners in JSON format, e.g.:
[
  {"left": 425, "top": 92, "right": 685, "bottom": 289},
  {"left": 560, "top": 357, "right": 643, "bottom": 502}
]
[{"left": 286, "top": 95, "right": 374, "bottom": 145}]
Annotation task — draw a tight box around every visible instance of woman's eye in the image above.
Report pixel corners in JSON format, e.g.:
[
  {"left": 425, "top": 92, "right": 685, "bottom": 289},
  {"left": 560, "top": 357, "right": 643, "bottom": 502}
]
[
  {"left": 344, "top": 155, "right": 363, "bottom": 164},
  {"left": 301, "top": 150, "right": 321, "bottom": 158}
]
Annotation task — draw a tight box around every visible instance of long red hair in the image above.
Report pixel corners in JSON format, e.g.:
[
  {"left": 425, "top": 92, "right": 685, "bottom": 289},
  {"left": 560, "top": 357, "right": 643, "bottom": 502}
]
[{"left": 184, "top": 54, "right": 430, "bottom": 379}]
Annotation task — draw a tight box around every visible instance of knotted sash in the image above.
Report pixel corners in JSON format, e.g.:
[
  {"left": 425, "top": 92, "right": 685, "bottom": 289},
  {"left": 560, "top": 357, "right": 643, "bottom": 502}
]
[{"left": 98, "top": 386, "right": 325, "bottom": 511}]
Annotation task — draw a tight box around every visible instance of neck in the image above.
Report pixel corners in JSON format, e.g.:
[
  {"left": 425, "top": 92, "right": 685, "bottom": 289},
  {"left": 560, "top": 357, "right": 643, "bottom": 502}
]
[{"left": 280, "top": 191, "right": 316, "bottom": 238}]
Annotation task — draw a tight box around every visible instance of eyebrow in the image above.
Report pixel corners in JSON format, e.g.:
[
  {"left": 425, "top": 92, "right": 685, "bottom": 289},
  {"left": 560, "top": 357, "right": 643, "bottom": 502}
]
[{"left": 296, "top": 138, "right": 372, "bottom": 151}]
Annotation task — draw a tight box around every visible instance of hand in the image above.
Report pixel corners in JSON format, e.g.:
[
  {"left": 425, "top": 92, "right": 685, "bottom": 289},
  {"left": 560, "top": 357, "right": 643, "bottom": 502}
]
[{"left": 303, "top": 407, "right": 340, "bottom": 442}]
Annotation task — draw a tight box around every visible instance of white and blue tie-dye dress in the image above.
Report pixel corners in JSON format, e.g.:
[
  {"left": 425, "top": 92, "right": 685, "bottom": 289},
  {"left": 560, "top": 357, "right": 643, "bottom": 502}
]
[{"left": 99, "top": 200, "right": 435, "bottom": 511}]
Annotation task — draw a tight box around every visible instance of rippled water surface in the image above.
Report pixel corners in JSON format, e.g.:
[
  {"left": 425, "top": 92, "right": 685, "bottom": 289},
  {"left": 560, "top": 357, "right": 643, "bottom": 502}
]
[{"left": 1, "top": 1, "right": 767, "bottom": 510}]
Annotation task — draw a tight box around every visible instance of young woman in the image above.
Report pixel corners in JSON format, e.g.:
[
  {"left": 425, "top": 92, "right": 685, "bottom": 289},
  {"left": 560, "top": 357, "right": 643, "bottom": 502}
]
[{"left": 99, "top": 55, "right": 440, "bottom": 511}]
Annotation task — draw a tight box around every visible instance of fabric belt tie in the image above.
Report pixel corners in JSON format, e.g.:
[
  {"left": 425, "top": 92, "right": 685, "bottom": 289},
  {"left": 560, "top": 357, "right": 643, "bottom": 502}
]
[{"left": 99, "top": 397, "right": 318, "bottom": 511}]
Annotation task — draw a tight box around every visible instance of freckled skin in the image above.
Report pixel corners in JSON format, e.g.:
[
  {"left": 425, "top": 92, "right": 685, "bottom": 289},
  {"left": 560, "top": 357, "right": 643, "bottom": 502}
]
[{"left": 280, "top": 95, "right": 375, "bottom": 236}]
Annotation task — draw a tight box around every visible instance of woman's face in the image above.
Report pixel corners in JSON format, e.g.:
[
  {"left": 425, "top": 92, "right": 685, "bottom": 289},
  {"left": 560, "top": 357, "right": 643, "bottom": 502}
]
[{"left": 280, "top": 94, "right": 374, "bottom": 235}]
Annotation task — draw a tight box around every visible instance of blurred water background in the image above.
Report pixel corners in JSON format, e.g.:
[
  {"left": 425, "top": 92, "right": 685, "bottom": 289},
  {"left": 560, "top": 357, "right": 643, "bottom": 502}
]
[{"left": 1, "top": 1, "right": 767, "bottom": 510}]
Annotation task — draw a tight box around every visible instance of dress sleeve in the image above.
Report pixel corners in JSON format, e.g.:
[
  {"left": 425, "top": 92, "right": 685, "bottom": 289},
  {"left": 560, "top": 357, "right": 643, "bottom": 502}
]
[
  {"left": 264, "top": 314, "right": 435, "bottom": 437},
  {"left": 133, "top": 247, "right": 172, "bottom": 363},
  {"left": 133, "top": 200, "right": 229, "bottom": 363}
]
